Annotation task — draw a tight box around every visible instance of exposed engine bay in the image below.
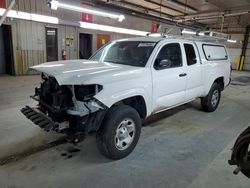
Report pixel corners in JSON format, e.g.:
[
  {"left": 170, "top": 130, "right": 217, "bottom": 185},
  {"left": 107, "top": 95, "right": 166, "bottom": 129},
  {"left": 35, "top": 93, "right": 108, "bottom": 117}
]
[{"left": 21, "top": 73, "right": 107, "bottom": 134}]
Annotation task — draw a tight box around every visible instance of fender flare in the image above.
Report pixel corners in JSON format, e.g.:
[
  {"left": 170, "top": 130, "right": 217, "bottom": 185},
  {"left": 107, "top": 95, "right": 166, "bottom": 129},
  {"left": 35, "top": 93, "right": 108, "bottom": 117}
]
[{"left": 95, "top": 88, "right": 152, "bottom": 117}]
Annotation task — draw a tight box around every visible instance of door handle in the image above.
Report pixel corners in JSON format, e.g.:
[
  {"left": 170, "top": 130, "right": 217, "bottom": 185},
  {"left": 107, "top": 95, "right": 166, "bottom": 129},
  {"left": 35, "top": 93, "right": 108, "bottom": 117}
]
[{"left": 179, "top": 73, "right": 187, "bottom": 77}]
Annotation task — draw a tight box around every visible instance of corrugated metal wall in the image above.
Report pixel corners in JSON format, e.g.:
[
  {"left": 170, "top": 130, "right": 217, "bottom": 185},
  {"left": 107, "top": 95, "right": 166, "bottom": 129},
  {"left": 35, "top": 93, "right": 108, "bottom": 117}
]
[{"left": 12, "top": 20, "right": 46, "bottom": 75}]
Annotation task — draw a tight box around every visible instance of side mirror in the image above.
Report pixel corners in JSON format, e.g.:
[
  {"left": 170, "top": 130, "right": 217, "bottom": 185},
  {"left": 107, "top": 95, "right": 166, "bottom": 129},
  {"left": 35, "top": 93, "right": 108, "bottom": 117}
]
[{"left": 155, "top": 59, "right": 172, "bottom": 69}]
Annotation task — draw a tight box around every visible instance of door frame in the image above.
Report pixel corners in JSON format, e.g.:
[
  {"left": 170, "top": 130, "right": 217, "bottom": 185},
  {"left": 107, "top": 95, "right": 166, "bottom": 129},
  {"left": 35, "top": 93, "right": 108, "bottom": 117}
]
[
  {"left": 182, "top": 42, "right": 203, "bottom": 100},
  {"left": 1, "top": 24, "right": 15, "bottom": 75},
  {"left": 96, "top": 34, "right": 110, "bottom": 50},
  {"left": 79, "top": 33, "right": 93, "bottom": 59},
  {"left": 150, "top": 41, "right": 188, "bottom": 112},
  {"left": 45, "top": 27, "right": 58, "bottom": 62}
]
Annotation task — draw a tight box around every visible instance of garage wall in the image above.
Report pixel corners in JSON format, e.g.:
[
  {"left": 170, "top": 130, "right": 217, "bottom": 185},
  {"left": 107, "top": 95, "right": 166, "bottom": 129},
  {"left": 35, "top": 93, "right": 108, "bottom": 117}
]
[
  {"left": 244, "top": 34, "right": 250, "bottom": 71},
  {"left": 225, "top": 34, "right": 244, "bottom": 69},
  {"left": 10, "top": 20, "right": 82, "bottom": 75},
  {"left": 9, "top": 19, "right": 151, "bottom": 75},
  {"left": 57, "top": 25, "right": 78, "bottom": 61},
  {"left": 3, "top": 0, "right": 181, "bottom": 75},
  {"left": 227, "top": 48, "right": 241, "bottom": 69},
  {"left": 11, "top": 20, "right": 46, "bottom": 75}
]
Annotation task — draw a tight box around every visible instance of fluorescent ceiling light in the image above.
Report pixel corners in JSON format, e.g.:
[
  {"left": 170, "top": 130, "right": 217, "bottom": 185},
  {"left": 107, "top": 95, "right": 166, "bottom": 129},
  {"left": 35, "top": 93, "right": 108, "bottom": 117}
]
[
  {"left": 181, "top": 29, "right": 196, "bottom": 35},
  {"left": 0, "top": 8, "right": 59, "bottom": 24},
  {"left": 227, "top": 39, "right": 237, "bottom": 43},
  {"left": 50, "top": 0, "right": 125, "bottom": 22},
  {"left": 0, "top": 9, "right": 4, "bottom": 15},
  {"left": 50, "top": 0, "right": 59, "bottom": 10},
  {"left": 79, "top": 21, "right": 148, "bottom": 36},
  {"left": 147, "top": 33, "right": 162, "bottom": 37}
]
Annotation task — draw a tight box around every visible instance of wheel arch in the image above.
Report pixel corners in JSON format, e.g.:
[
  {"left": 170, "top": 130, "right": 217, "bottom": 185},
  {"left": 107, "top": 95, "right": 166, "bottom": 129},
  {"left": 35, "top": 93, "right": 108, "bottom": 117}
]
[
  {"left": 111, "top": 95, "right": 147, "bottom": 119},
  {"left": 213, "top": 76, "right": 225, "bottom": 91},
  {"left": 203, "top": 76, "right": 225, "bottom": 96},
  {"left": 95, "top": 87, "right": 152, "bottom": 118}
]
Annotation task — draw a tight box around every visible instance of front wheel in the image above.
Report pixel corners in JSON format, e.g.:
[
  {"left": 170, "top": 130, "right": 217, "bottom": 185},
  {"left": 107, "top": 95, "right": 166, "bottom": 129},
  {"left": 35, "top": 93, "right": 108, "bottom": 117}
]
[
  {"left": 96, "top": 105, "right": 141, "bottom": 160},
  {"left": 201, "top": 83, "right": 221, "bottom": 112}
]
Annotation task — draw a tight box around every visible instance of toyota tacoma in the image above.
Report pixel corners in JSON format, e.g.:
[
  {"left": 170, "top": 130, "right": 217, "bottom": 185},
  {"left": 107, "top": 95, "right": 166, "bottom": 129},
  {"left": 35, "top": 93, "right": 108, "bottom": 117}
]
[{"left": 21, "top": 36, "right": 231, "bottom": 159}]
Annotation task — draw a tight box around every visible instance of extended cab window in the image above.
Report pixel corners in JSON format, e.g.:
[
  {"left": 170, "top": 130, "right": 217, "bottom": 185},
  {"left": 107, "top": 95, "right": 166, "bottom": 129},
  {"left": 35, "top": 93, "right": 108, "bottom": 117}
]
[
  {"left": 184, "top": 44, "right": 197, "bottom": 66},
  {"left": 154, "top": 43, "right": 182, "bottom": 70}
]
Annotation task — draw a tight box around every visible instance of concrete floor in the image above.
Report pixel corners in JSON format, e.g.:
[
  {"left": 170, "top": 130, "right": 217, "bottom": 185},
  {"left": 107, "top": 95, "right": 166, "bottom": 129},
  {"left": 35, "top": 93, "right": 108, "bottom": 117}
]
[{"left": 0, "top": 71, "right": 250, "bottom": 188}]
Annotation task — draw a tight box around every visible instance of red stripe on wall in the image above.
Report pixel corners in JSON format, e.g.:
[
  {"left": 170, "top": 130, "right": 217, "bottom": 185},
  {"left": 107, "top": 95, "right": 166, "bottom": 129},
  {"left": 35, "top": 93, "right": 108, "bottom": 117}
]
[{"left": 0, "top": 0, "right": 6, "bottom": 8}]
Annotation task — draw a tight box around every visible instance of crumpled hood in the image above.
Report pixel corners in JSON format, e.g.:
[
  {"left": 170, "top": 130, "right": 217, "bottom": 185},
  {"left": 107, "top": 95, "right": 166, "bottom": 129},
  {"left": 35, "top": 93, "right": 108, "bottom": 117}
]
[{"left": 30, "top": 59, "right": 145, "bottom": 85}]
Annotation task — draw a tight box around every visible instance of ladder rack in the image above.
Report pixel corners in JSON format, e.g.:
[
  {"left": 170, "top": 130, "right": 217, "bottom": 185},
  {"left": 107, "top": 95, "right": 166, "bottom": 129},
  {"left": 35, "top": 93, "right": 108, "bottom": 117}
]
[{"left": 146, "top": 31, "right": 231, "bottom": 43}]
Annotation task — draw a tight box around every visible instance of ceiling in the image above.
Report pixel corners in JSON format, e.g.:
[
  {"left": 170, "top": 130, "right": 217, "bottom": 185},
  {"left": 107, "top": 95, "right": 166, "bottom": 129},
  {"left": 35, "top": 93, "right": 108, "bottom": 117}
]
[{"left": 94, "top": 0, "right": 250, "bottom": 34}]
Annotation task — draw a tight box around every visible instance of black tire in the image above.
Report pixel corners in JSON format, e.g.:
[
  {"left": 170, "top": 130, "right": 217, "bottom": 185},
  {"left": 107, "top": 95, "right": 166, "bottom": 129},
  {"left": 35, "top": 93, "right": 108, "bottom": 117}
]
[
  {"left": 230, "top": 132, "right": 250, "bottom": 178},
  {"left": 96, "top": 105, "right": 141, "bottom": 160},
  {"left": 201, "top": 83, "right": 221, "bottom": 112}
]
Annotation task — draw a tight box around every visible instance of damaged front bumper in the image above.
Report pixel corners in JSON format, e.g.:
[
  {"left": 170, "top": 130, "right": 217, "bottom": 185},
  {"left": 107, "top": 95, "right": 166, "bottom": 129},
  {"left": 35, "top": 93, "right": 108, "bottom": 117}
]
[
  {"left": 21, "top": 94, "right": 108, "bottom": 135},
  {"left": 21, "top": 102, "right": 108, "bottom": 134},
  {"left": 21, "top": 75, "right": 108, "bottom": 134}
]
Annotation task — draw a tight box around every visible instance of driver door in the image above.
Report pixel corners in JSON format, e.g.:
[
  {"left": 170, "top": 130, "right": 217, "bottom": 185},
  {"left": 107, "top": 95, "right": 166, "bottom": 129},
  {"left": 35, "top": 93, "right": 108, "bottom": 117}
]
[{"left": 152, "top": 42, "right": 187, "bottom": 112}]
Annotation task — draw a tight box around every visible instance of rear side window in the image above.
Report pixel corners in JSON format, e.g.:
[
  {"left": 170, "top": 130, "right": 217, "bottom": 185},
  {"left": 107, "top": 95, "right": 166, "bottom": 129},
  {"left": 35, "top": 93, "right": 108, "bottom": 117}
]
[
  {"left": 184, "top": 44, "right": 197, "bottom": 66},
  {"left": 202, "top": 44, "right": 228, "bottom": 61}
]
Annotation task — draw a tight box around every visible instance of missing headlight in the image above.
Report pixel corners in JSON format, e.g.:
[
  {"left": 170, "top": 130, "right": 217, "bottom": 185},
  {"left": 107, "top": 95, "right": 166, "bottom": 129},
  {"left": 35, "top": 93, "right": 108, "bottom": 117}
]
[{"left": 74, "top": 85, "right": 103, "bottom": 101}]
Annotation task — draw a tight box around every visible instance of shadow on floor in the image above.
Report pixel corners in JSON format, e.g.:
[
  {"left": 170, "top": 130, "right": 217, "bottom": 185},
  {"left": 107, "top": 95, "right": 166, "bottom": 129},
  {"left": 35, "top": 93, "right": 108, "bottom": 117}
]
[
  {"left": 0, "top": 100, "right": 203, "bottom": 166},
  {"left": 143, "top": 100, "right": 201, "bottom": 127}
]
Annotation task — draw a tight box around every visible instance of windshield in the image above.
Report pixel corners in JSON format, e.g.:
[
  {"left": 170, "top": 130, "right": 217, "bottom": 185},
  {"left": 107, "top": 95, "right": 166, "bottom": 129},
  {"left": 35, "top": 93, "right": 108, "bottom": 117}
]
[{"left": 89, "top": 41, "right": 156, "bottom": 67}]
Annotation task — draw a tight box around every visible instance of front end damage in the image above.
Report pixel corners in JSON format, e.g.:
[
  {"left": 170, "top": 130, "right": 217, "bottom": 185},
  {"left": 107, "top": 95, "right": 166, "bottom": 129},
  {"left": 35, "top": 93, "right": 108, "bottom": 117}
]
[{"left": 21, "top": 74, "right": 108, "bottom": 134}]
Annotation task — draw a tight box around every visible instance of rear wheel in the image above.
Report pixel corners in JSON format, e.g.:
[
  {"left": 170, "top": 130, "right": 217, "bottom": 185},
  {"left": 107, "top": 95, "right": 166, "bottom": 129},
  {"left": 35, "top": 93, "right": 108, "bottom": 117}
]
[
  {"left": 201, "top": 83, "right": 221, "bottom": 112},
  {"left": 96, "top": 105, "right": 141, "bottom": 160}
]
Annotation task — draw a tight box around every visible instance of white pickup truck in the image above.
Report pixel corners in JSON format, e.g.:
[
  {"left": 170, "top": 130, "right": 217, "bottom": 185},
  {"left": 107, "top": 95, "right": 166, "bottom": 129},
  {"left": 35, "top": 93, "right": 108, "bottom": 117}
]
[{"left": 21, "top": 36, "right": 231, "bottom": 159}]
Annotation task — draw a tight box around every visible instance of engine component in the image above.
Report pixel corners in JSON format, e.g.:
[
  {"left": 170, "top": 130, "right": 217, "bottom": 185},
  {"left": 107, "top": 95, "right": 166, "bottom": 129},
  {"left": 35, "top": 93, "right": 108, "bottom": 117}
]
[
  {"left": 38, "top": 76, "right": 73, "bottom": 122},
  {"left": 74, "top": 84, "right": 103, "bottom": 101}
]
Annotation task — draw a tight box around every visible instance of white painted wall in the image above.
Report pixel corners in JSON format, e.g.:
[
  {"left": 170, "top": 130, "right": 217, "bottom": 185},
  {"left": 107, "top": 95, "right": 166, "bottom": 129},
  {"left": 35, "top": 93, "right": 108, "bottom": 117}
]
[
  {"left": 225, "top": 34, "right": 243, "bottom": 70},
  {"left": 227, "top": 48, "right": 241, "bottom": 69}
]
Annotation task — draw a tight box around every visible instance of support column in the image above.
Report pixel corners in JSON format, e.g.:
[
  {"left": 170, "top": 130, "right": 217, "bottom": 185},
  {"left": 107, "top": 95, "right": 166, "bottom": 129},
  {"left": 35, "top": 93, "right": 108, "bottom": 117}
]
[{"left": 236, "top": 25, "right": 250, "bottom": 71}]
